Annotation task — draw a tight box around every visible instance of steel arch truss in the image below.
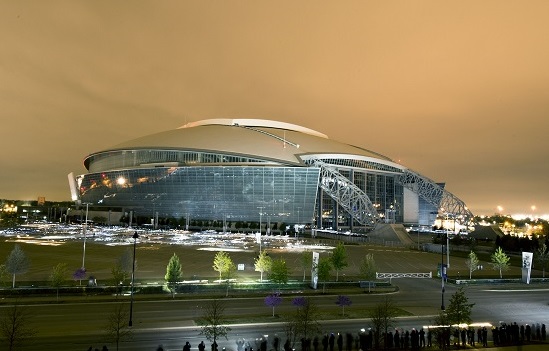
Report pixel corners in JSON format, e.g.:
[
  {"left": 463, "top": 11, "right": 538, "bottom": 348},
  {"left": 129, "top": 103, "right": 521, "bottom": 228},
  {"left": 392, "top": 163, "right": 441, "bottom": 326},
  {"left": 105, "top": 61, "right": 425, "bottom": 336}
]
[
  {"left": 397, "top": 169, "right": 474, "bottom": 225},
  {"left": 306, "top": 159, "right": 379, "bottom": 226}
]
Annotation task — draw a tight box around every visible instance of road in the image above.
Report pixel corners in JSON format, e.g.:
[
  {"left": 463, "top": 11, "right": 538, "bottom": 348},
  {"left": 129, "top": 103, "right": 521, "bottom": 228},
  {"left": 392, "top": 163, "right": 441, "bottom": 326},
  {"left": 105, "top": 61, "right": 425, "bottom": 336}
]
[{"left": 3, "top": 278, "right": 549, "bottom": 350}]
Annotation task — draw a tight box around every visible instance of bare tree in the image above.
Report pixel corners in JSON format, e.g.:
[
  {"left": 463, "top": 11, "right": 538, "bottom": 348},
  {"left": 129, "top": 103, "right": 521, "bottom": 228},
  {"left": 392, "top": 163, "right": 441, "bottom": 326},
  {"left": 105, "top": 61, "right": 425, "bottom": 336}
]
[
  {"left": 199, "top": 299, "right": 231, "bottom": 349},
  {"left": 535, "top": 243, "right": 549, "bottom": 277},
  {"left": 369, "top": 296, "right": 398, "bottom": 349},
  {"left": 5, "top": 244, "right": 30, "bottom": 288},
  {"left": 0, "top": 303, "right": 37, "bottom": 351},
  {"left": 104, "top": 303, "right": 133, "bottom": 351},
  {"left": 289, "top": 297, "right": 322, "bottom": 342}
]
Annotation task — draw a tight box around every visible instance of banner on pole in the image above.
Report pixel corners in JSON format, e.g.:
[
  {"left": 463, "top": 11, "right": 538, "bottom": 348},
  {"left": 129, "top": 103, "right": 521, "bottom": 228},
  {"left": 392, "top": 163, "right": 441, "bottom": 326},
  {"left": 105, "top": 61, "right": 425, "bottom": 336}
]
[
  {"left": 522, "top": 251, "right": 533, "bottom": 284},
  {"left": 311, "top": 251, "right": 319, "bottom": 289}
]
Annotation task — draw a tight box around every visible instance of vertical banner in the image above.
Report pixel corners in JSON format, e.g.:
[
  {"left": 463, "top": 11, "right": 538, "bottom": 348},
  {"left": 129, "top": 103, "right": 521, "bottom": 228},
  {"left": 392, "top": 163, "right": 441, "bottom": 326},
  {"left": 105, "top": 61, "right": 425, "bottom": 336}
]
[
  {"left": 311, "top": 251, "right": 319, "bottom": 289},
  {"left": 522, "top": 252, "right": 533, "bottom": 284}
]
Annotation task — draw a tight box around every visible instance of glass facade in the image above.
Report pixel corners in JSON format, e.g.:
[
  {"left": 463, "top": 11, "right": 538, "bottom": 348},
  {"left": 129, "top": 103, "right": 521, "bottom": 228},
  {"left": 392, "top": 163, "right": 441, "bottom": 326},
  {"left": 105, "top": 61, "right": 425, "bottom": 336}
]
[
  {"left": 317, "top": 167, "right": 404, "bottom": 230},
  {"left": 79, "top": 166, "right": 320, "bottom": 223}
]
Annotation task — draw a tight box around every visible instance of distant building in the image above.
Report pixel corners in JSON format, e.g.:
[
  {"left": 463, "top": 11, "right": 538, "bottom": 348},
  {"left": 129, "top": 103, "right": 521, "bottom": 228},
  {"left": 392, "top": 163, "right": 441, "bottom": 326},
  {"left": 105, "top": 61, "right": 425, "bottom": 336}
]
[{"left": 71, "top": 119, "right": 472, "bottom": 231}]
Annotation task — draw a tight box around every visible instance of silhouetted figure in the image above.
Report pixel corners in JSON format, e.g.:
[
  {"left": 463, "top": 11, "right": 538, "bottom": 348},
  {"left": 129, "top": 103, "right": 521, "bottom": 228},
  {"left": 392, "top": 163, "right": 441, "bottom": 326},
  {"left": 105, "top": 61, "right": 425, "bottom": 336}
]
[
  {"left": 284, "top": 339, "right": 291, "bottom": 351},
  {"left": 394, "top": 329, "right": 400, "bottom": 349},
  {"left": 419, "top": 328, "right": 425, "bottom": 348},
  {"left": 345, "top": 333, "right": 353, "bottom": 351},
  {"left": 184, "top": 341, "right": 192, "bottom": 351},
  {"left": 322, "top": 334, "right": 329, "bottom": 351}
]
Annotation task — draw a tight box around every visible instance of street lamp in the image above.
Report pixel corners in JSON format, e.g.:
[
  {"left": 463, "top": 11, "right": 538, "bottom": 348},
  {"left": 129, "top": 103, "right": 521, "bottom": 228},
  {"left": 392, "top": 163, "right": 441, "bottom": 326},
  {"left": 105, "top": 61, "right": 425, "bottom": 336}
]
[
  {"left": 440, "top": 209, "right": 450, "bottom": 268},
  {"left": 258, "top": 207, "right": 264, "bottom": 252},
  {"left": 129, "top": 231, "right": 139, "bottom": 327},
  {"left": 82, "top": 202, "right": 90, "bottom": 269},
  {"left": 441, "top": 233, "right": 445, "bottom": 311}
]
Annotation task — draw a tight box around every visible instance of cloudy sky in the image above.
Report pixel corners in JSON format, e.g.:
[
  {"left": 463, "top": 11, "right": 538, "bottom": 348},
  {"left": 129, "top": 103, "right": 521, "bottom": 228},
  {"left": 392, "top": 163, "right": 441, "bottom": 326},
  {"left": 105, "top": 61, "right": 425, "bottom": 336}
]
[{"left": 1, "top": 1, "right": 548, "bottom": 216}]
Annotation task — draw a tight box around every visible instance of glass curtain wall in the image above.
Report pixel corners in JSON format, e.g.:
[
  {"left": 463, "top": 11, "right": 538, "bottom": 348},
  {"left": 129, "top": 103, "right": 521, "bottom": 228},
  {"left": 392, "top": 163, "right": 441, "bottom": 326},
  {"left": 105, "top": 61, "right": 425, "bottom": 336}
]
[{"left": 79, "top": 166, "right": 320, "bottom": 224}]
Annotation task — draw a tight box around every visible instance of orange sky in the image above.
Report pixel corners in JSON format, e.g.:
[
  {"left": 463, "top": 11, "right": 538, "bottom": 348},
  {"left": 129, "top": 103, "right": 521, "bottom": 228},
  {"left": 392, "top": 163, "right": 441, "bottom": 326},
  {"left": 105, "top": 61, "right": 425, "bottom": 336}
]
[{"left": 1, "top": 1, "right": 548, "bottom": 215}]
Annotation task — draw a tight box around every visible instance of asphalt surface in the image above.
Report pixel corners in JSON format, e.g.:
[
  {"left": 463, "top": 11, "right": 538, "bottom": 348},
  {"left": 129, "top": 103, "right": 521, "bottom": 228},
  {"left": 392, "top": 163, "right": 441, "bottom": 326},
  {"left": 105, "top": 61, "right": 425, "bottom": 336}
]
[{"left": 3, "top": 278, "right": 548, "bottom": 350}]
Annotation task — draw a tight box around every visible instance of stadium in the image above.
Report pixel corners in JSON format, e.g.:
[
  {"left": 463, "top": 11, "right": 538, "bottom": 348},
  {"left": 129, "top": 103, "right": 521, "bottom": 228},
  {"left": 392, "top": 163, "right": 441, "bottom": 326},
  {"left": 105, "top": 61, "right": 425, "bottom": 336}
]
[{"left": 70, "top": 119, "right": 473, "bottom": 232}]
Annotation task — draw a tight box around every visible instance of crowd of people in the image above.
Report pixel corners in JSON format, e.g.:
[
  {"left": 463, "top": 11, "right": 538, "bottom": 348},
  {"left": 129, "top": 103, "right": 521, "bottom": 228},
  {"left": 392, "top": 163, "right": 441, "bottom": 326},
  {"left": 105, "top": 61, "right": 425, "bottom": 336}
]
[{"left": 90, "top": 321, "right": 547, "bottom": 351}]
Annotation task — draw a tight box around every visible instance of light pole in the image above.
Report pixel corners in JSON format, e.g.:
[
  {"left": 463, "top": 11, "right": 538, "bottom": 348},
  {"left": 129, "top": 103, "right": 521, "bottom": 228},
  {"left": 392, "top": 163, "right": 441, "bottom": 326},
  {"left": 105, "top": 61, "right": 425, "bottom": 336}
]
[
  {"left": 296, "top": 207, "right": 301, "bottom": 238},
  {"left": 441, "top": 233, "right": 445, "bottom": 310},
  {"left": 258, "top": 207, "right": 264, "bottom": 252},
  {"left": 82, "top": 202, "right": 90, "bottom": 269},
  {"left": 129, "top": 231, "right": 139, "bottom": 327},
  {"left": 445, "top": 212, "right": 450, "bottom": 268}
]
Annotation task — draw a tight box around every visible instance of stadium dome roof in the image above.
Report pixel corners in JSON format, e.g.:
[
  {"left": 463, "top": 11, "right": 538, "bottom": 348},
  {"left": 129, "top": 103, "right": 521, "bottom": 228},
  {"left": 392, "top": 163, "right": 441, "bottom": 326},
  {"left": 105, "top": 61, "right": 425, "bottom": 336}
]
[{"left": 88, "top": 118, "right": 396, "bottom": 167}]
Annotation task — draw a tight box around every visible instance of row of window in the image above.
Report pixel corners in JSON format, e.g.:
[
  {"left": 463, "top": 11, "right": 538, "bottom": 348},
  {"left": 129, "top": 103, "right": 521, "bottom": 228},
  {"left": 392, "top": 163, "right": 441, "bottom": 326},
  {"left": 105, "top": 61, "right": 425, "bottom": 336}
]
[{"left": 86, "top": 150, "right": 276, "bottom": 173}]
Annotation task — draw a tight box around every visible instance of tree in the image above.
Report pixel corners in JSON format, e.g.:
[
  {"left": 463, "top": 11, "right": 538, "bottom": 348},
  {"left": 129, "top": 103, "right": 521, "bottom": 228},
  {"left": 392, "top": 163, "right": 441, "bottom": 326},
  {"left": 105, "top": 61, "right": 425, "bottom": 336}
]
[
  {"left": 165, "top": 253, "right": 183, "bottom": 298},
  {"left": 335, "top": 295, "right": 352, "bottom": 316},
  {"left": 491, "top": 246, "right": 510, "bottom": 278},
  {"left": 49, "top": 263, "right": 68, "bottom": 302},
  {"left": 269, "top": 258, "right": 290, "bottom": 286},
  {"left": 432, "top": 311, "right": 451, "bottom": 350},
  {"left": 212, "top": 251, "right": 235, "bottom": 281},
  {"left": 465, "top": 250, "right": 479, "bottom": 279},
  {"left": 290, "top": 297, "right": 321, "bottom": 342},
  {"left": 112, "top": 249, "right": 135, "bottom": 296},
  {"left": 535, "top": 243, "right": 549, "bottom": 278},
  {"left": 445, "top": 286, "right": 474, "bottom": 326},
  {"left": 104, "top": 303, "right": 132, "bottom": 351},
  {"left": 369, "top": 296, "right": 398, "bottom": 350},
  {"left": 0, "top": 303, "right": 37, "bottom": 351},
  {"left": 265, "top": 292, "right": 282, "bottom": 317},
  {"left": 72, "top": 267, "right": 87, "bottom": 285},
  {"left": 212, "top": 251, "right": 236, "bottom": 297},
  {"left": 359, "top": 253, "right": 377, "bottom": 292},
  {"left": 0, "top": 264, "right": 8, "bottom": 287},
  {"left": 199, "top": 299, "right": 231, "bottom": 348},
  {"left": 300, "top": 251, "right": 313, "bottom": 281},
  {"left": 330, "top": 242, "right": 348, "bottom": 281},
  {"left": 254, "top": 250, "right": 272, "bottom": 282},
  {"left": 317, "top": 257, "right": 332, "bottom": 293},
  {"left": 5, "top": 244, "right": 30, "bottom": 288}
]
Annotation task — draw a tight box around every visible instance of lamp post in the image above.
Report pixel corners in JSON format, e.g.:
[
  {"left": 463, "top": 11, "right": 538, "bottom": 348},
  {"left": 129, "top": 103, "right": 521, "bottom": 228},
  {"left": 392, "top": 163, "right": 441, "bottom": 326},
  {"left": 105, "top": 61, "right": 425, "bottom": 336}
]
[
  {"left": 82, "top": 202, "right": 90, "bottom": 269},
  {"left": 129, "top": 231, "right": 139, "bottom": 327},
  {"left": 445, "top": 213, "right": 450, "bottom": 268},
  {"left": 441, "top": 232, "right": 446, "bottom": 310}
]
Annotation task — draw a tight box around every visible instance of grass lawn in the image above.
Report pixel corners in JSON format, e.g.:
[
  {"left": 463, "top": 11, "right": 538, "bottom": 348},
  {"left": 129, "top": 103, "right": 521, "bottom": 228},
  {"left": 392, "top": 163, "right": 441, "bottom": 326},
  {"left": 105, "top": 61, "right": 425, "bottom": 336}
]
[{"left": 0, "top": 233, "right": 537, "bottom": 289}]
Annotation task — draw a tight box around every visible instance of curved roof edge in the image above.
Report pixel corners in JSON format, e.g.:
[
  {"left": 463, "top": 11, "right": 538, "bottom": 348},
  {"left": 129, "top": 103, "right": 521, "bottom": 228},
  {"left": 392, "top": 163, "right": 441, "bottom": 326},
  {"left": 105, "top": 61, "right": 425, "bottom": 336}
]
[{"left": 179, "top": 119, "right": 329, "bottom": 139}]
